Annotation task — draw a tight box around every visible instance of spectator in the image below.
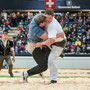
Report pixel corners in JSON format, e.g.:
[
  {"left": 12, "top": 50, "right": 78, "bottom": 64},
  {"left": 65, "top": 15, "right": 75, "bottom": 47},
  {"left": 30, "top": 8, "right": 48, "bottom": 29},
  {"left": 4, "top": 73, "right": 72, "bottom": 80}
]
[
  {"left": 86, "top": 44, "right": 90, "bottom": 54},
  {"left": 81, "top": 44, "right": 87, "bottom": 54},
  {"left": 86, "top": 36, "right": 90, "bottom": 44},
  {"left": 75, "top": 39, "right": 81, "bottom": 46},
  {"left": 75, "top": 46, "right": 81, "bottom": 55},
  {"left": 19, "top": 43, "right": 25, "bottom": 52},
  {"left": 15, "top": 46, "right": 19, "bottom": 55},
  {"left": 70, "top": 48, "right": 75, "bottom": 55}
]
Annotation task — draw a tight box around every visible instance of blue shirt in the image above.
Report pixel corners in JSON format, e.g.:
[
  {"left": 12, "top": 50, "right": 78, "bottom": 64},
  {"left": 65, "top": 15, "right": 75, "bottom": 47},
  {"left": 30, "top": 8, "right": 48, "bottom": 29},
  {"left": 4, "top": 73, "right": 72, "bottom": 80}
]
[{"left": 27, "top": 14, "right": 45, "bottom": 43}]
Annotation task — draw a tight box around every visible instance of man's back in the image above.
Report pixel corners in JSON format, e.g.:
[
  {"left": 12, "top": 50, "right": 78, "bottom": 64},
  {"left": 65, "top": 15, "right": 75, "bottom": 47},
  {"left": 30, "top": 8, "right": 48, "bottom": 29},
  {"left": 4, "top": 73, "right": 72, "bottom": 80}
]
[{"left": 27, "top": 14, "right": 45, "bottom": 43}]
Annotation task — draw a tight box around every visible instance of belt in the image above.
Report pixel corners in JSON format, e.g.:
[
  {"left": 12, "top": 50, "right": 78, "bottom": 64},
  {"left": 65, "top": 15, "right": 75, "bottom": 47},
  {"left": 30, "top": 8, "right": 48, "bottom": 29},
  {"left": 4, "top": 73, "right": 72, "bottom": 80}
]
[{"left": 50, "top": 39, "right": 67, "bottom": 48}]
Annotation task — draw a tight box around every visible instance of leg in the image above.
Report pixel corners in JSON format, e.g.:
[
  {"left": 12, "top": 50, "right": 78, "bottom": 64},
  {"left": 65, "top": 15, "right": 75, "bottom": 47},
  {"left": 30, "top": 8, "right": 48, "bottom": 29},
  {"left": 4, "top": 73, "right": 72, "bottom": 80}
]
[
  {"left": 0, "top": 56, "right": 4, "bottom": 71},
  {"left": 22, "top": 46, "right": 50, "bottom": 83},
  {"left": 5, "top": 56, "right": 13, "bottom": 77},
  {"left": 27, "top": 46, "right": 50, "bottom": 76},
  {"left": 48, "top": 46, "right": 63, "bottom": 82}
]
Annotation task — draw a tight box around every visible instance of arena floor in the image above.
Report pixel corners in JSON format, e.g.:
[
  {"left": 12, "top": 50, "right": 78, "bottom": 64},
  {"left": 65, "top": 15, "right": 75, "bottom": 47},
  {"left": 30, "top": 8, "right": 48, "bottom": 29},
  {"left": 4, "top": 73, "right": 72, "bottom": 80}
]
[{"left": 0, "top": 69, "right": 90, "bottom": 90}]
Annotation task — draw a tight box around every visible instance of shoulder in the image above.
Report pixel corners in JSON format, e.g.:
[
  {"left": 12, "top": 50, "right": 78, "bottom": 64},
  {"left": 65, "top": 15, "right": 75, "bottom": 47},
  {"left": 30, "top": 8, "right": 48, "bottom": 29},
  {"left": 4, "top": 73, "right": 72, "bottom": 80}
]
[
  {"left": 7, "top": 40, "right": 13, "bottom": 44},
  {"left": 0, "top": 40, "right": 2, "bottom": 43}
]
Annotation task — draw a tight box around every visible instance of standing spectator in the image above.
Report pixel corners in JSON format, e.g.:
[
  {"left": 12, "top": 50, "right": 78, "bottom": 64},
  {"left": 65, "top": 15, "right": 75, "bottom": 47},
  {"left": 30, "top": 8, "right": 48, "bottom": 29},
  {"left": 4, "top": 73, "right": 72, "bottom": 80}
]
[{"left": 0, "top": 31, "right": 15, "bottom": 77}]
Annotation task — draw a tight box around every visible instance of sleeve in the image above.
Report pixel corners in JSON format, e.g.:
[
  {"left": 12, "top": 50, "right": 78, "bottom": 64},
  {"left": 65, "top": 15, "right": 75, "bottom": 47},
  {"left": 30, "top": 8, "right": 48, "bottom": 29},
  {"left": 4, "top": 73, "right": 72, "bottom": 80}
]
[
  {"left": 33, "top": 26, "right": 45, "bottom": 38},
  {"left": 10, "top": 47, "right": 14, "bottom": 51},
  {"left": 10, "top": 41, "right": 14, "bottom": 47},
  {"left": 9, "top": 40, "right": 14, "bottom": 51}
]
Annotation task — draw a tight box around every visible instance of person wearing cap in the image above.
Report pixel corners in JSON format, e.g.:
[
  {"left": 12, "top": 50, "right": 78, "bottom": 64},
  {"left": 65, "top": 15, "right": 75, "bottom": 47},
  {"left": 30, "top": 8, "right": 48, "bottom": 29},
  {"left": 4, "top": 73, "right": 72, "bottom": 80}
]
[{"left": 0, "top": 30, "right": 15, "bottom": 77}]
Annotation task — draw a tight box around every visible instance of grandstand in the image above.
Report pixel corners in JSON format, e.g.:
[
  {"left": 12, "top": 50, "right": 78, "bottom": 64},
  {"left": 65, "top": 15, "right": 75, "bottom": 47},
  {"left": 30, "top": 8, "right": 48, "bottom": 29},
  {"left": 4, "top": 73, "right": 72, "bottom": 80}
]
[{"left": 0, "top": 11, "right": 89, "bottom": 56}]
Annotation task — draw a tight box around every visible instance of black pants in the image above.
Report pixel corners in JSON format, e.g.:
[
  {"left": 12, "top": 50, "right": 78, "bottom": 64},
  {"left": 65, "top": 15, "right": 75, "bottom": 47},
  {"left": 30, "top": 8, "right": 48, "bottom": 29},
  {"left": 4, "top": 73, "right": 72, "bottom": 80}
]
[
  {"left": 0, "top": 56, "right": 13, "bottom": 73},
  {"left": 27, "top": 46, "right": 51, "bottom": 76}
]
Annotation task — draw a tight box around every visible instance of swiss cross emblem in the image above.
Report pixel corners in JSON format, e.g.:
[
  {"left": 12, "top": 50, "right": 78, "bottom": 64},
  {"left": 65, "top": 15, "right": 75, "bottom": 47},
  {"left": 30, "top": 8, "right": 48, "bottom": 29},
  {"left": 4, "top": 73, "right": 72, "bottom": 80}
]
[{"left": 45, "top": 0, "right": 56, "bottom": 9}]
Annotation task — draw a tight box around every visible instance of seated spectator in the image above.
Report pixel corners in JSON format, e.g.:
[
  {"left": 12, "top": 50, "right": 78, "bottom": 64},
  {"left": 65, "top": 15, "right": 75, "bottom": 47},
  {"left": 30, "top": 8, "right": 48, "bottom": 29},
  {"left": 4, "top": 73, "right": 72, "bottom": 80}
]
[
  {"left": 75, "top": 50, "right": 81, "bottom": 55},
  {"left": 78, "top": 16, "right": 83, "bottom": 25},
  {"left": 86, "top": 31, "right": 90, "bottom": 38},
  {"left": 70, "top": 42, "right": 76, "bottom": 49},
  {"left": 11, "top": 17, "right": 17, "bottom": 27},
  {"left": 73, "top": 17, "right": 78, "bottom": 24},
  {"left": 17, "top": 39, "right": 22, "bottom": 46},
  {"left": 86, "top": 36, "right": 90, "bottom": 44},
  {"left": 64, "top": 45, "right": 71, "bottom": 54},
  {"left": 25, "top": 19, "right": 29, "bottom": 25},
  {"left": 17, "top": 24, "right": 24, "bottom": 31},
  {"left": 63, "top": 24, "right": 68, "bottom": 32},
  {"left": 60, "top": 17, "right": 64, "bottom": 24},
  {"left": 0, "top": 19, "right": 5, "bottom": 26},
  {"left": 86, "top": 16, "right": 90, "bottom": 22},
  {"left": 19, "top": 43, "right": 25, "bottom": 52},
  {"left": 77, "top": 35, "right": 82, "bottom": 41},
  {"left": 81, "top": 35, "right": 86, "bottom": 44},
  {"left": 81, "top": 44, "right": 87, "bottom": 54},
  {"left": 70, "top": 48, "right": 75, "bottom": 55},
  {"left": 2, "top": 24, "right": 6, "bottom": 31},
  {"left": 19, "top": 19, "right": 25, "bottom": 25},
  {"left": 86, "top": 44, "right": 90, "bottom": 54},
  {"left": 81, "top": 29, "right": 86, "bottom": 35},
  {"left": 75, "top": 46, "right": 81, "bottom": 55},
  {"left": 64, "top": 16, "right": 69, "bottom": 25},
  {"left": 0, "top": 27, "right": 3, "bottom": 37},
  {"left": 81, "top": 22, "right": 87, "bottom": 30},
  {"left": 5, "top": 18, "right": 11, "bottom": 25},
  {"left": 68, "top": 14, "right": 74, "bottom": 25},
  {"left": 71, "top": 35, "right": 77, "bottom": 43},
  {"left": 75, "top": 39, "right": 81, "bottom": 46}
]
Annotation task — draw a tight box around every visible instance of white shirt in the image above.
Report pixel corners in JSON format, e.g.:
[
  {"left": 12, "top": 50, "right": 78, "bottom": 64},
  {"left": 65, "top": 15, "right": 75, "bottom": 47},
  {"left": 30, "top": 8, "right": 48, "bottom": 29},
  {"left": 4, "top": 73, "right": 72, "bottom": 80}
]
[
  {"left": 2, "top": 40, "right": 7, "bottom": 47},
  {"left": 46, "top": 17, "right": 66, "bottom": 42}
]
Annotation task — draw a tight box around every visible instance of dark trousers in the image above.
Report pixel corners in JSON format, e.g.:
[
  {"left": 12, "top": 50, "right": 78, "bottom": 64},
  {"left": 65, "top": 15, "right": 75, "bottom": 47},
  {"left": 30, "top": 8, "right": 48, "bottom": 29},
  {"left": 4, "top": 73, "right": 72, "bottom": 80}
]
[
  {"left": 27, "top": 46, "right": 51, "bottom": 76},
  {"left": 0, "top": 56, "right": 13, "bottom": 73}
]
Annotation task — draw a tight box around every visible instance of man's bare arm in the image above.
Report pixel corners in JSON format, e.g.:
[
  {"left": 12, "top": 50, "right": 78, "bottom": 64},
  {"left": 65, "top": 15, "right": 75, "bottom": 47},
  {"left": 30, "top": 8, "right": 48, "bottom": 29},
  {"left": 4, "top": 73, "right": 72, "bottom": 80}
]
[
  {"left": 11, "top": 50, "right": 15, "bottom": 62},
  {"left": 36, "top": 38, "right": 55, "bottom": 47},
  {"left": 56, "top": 32, "right": 64, "bottom": 38},
  {"left": 36, "top": 32, "right": 64, "bottom": 47},
  {"left": 40, "top": 32, "right": 48, "bottom": 40}
]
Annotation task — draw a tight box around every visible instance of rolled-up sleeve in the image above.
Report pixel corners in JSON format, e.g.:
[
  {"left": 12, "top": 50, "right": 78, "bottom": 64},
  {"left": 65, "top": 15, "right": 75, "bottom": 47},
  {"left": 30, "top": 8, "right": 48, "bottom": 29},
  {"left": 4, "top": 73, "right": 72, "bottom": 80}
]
[
  {"left": 10, "top": 47, "right": 14, "bottom": 51},
  {"left": 33, "top": 26, "right": 45, "bottom": 38}
]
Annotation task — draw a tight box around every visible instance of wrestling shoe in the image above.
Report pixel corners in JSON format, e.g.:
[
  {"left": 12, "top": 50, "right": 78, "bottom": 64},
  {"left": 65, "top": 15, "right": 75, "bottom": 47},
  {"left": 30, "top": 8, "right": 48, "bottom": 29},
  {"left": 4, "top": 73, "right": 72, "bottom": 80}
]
[
  {"left": 60, "top": 53, "right": 65, "bottom": 58},
  {"left": 50, "top": 80, "right": 57, "bottom": 84},
  {"left": 22, "top": 72, "right": 28, "bottom": 83},
  {"left": 9, "top": 72, "right": 14, "bottom": 77}
]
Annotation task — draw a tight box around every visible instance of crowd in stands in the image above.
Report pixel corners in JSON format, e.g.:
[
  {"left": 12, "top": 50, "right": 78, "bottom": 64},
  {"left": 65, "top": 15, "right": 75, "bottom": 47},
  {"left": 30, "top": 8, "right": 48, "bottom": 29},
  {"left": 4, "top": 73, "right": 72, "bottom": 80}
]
[{"left": 0, "top": 11, "right": 90, "bottom": 55}]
